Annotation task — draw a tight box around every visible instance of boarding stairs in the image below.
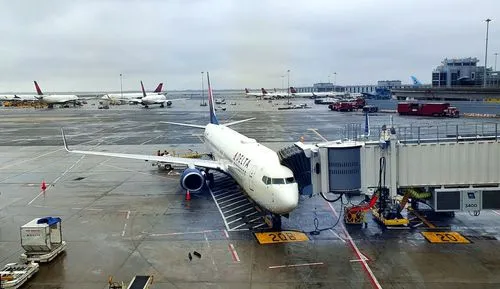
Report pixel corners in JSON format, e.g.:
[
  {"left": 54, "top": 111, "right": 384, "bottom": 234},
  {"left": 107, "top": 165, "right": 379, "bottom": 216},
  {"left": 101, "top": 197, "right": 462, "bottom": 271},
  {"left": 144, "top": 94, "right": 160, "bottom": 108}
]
[{"left": 209, "top": 172, "right": 269, "bottom": 231}]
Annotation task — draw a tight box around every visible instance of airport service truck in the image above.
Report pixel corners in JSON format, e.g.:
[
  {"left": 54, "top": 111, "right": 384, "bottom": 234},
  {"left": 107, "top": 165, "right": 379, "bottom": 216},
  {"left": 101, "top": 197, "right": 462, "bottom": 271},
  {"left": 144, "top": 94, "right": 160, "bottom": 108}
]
[{"left": 397, "top": 102, "right": 459, "bottom": 118}]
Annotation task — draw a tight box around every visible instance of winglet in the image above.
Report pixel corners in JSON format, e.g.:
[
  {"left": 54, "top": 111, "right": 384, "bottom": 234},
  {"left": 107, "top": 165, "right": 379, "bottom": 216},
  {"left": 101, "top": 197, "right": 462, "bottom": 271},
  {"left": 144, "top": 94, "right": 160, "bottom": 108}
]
[
  {"left": 140, "top": 81, "right": 147, "bottom": 97},
  {"left": 61, "top": 128, "right": 71, "bottom": 152}
]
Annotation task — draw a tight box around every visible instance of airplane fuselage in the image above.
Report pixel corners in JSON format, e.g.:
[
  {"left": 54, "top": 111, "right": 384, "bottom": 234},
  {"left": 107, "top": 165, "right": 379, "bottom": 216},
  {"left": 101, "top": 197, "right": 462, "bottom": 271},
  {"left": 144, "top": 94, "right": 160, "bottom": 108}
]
[
  {"left": 38, "top": 94, "right": 79, "bottom": 104},
  {"left": 141, "top": 95, "right": 170, "bottom": 106},
  {"left": 203, "top": 123, "right": 299, "bottom": 215}
]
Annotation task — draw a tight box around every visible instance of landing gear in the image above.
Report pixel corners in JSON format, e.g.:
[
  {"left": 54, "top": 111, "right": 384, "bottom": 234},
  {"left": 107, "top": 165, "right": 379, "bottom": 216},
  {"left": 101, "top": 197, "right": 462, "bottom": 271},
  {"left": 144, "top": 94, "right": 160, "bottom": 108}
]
[
  {"left": 205, "top": 170, "right": 214, "bottom": 188},
  {"left": 271, "top": 214, "right": 282, "bottom": 230},
  {"left": 160, "top": 104, "right": 164, "bottom": 108},
  {"left": 144, "top": 105, "right": 149, "bottom": 108},
  {"left": 48, "top": 104, "right": 54, "bottom": 109}
]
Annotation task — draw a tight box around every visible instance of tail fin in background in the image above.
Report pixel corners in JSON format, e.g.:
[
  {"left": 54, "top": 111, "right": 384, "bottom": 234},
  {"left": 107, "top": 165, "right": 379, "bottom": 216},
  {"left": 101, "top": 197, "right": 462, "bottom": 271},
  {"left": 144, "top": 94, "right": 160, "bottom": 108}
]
[
  {"left": 290, "top": 87, "right": 297, "bottom": 93},
  {"left": 34, "top": 81, "right": 43, "bottom": 95},
  {"left": 207, "top": 72, "right": 219, "bottom": 125},
  {"left": 261, "top": 88, "right": 268, "bottom": 95},
  {"left": 154, "top": 83, "right": 163, "bottom": 93},
  {"left": 140, "top": 81, "right": 147, "bottom": 97},
  {"left": 364, "top": 112, "right": 370, "bottom": 137},
  {"left": 245, "top": 88, "right": 249, "bottom": 94},
  {"left": 410, "top": 76, "right": 422, "bottom": 86}
]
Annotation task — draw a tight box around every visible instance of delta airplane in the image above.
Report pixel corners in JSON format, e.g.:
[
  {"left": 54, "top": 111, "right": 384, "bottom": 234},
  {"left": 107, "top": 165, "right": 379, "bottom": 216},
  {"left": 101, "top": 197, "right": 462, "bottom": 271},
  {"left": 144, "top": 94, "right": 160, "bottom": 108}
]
[
  {"left": 290, "top": 87, "right": 343, "bottom": 98},
  {"left": 244, "top": 88, "right": 268, "bottom": 98},
  {"left": 62, "top": 72, "right": 299, "bottom": 227},
  {"left": 136, "top": 81, "right": 185, "bottom": 108},
  {"left": 101, "top": 83, "right": 164, "bottom": 102},
  {"left": 33, "top": 81, "right": 79, "bottom": 108},
  {"left": 0, "top": 94, "right": 37, "bottom": 102}
]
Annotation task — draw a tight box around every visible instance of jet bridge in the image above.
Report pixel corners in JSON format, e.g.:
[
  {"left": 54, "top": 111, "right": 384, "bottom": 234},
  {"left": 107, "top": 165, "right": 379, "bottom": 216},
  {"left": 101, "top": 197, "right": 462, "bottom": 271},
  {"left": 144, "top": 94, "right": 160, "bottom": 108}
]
[{"left": 282, "top": 122, "right": 500, "bottom": 215}]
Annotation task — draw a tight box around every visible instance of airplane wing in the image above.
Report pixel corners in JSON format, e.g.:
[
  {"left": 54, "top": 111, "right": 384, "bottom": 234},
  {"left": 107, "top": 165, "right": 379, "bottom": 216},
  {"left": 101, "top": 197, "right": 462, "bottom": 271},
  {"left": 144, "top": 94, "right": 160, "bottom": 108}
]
[{"left": 61, "top": 129, "right": 227, "bottom": 171}]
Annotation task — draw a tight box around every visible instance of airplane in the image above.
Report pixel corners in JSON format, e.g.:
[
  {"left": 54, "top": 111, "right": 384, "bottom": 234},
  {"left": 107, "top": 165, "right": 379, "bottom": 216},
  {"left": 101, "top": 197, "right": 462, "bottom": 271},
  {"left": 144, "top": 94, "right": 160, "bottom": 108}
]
[
  {"left": 0, "top": 94, "right": 37, "bottom": 102},
  {"left": 33, "top": 81, "right": 80, "bottom": 108},
  {"left": 101, "top": 83, "right": 164, "bottom": 102},
  {"left": 244, "top": 88, "right": 268, "bottom": 98},
  {"left": 290, "top": 87, "right": 343, "bottom": 98},
  {"left": 62, "top": 72, "right": 299, "bottom": 228},
  {"left": 410, "top": 76, "right": 422, "bottom": 86},
  {"left": 136, "top": 81, "right": 185, "bottom": 108}
]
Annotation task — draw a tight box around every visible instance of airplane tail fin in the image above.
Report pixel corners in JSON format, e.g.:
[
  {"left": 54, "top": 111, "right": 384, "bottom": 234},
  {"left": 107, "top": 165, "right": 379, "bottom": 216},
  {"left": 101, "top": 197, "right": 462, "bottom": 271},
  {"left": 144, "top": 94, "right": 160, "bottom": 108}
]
[
  {"left": 140, "top": 81, "right": 147, "bottom": 97},
  {"left": 261, "top": 88, "right": 268, "bottom": 95},
  {"left": 207, "top": 72, "right": 219, "bottom": 125},
  {"left": 290, "top": 87, "right": 297, "bottom": 93},
  {"left": 34, "top": 81, "right": 43, "bottom": 96},
  {"left": 154, "top": 83, "right": 163, "bottom": 93},
  {"left": 410, "top": 76, "right": 422, "bottom": 86},
  {"left": 364, "top": 112, "right": 370, "bottom": 137},
  {"left": 245, "top": 88, "right": 249, "bottom": 94}
]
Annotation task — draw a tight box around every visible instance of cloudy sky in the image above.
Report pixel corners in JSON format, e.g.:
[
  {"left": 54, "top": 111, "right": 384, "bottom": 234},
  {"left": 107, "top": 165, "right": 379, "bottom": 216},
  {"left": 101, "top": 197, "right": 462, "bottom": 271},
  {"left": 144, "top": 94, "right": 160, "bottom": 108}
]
[{"left": 0, "top": 0, "right": 499, "bottom": 92}]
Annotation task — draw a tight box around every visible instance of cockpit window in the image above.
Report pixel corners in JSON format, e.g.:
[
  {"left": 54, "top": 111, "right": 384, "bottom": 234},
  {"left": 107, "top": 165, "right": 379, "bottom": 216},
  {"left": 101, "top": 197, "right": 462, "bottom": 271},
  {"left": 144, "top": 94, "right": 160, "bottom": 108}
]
[
  {"left": 272, "top": 178, "right": 285, "bottom": 184},
  {"left": 266, "top": 177, "right": 271, "bottom": 185},
  {"left": 262, "top": 176, "right": 267, "bottom": 184},
  {"left": 285, "top": 177, "right": 295, "bottom": 184}
]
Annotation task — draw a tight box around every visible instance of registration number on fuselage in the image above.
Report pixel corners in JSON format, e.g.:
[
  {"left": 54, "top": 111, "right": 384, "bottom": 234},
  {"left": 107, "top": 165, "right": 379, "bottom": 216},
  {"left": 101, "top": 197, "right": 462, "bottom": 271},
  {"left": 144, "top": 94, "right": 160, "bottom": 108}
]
[{"left": 255, "top": 231, "right": 309, "bottom": 244}]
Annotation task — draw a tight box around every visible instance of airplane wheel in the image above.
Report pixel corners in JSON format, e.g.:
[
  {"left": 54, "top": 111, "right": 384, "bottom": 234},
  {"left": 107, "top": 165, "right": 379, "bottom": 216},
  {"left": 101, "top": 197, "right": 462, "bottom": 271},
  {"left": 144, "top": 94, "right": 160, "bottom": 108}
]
[
  {"left": 144, "top": 105, "right": 149, "bottom": 108},
  {"left": 160, "top": 104, "right": 164, "bottom": 108},
  {"left": 272, "top": 214, "right": 282, "bottom": 230}
]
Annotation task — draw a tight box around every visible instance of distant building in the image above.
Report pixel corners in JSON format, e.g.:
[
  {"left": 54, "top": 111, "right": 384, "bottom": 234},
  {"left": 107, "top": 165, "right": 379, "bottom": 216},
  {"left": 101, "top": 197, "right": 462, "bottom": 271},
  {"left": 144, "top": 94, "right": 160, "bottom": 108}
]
[
  {"left": 431, "top": 57, "right": 500, "bottom": 87},
  {"left": 377, "top": 80, "right": 402, "bottom": 88}
]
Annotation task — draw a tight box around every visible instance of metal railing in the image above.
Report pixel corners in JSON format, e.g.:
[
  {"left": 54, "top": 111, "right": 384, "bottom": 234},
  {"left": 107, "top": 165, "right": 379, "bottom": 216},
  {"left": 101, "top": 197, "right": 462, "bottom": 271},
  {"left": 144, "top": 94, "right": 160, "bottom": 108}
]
[{"left": 344, "top": 122, "right": 499, "bottom": 143}]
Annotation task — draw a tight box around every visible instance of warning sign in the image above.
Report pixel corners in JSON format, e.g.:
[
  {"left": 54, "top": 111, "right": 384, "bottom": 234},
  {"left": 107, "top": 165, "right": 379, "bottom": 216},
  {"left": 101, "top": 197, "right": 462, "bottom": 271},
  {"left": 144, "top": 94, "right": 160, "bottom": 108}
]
[
  {"left": 255, "top": 231, "right": 309, "bottom": 244},
  {"left": 421, "top": 231, "right": 470, "bottom": 244}
]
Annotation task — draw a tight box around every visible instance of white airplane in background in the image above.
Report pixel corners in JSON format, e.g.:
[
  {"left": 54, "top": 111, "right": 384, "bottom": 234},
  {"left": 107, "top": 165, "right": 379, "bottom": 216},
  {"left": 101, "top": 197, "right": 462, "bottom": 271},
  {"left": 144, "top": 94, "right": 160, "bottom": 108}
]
[
  {"left": 290, "top": 87, "right": 344, "bottom": 98},
  {"left": 136, "top": 81, "right": 185, "bottom": 108},
  {"left": 244, "top": 88, "right": 268, "bottom": 98},
  {"left": 101, "top": 83, "right": 164, "bottom": 102},
  {"left": 33, "top": 81, "right": 80, "bottom": 108},
  {"left": 0, "top": 94, "right": 37, "bottom": 102},
  {"left": 62, "top": 72, "right": 299, "bottom": 227}
]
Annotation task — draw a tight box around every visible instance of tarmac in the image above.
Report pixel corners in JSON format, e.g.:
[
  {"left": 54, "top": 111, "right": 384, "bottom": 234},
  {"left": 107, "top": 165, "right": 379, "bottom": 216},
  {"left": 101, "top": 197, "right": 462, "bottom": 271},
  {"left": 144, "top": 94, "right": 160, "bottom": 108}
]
[{"left": 1, "top": 98, "right": 500, "bottom": 288}]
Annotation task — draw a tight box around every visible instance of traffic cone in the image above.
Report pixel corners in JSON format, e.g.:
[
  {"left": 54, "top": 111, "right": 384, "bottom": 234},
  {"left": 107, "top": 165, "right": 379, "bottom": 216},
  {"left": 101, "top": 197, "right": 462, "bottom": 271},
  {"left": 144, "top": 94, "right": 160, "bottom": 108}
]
[{"left": 185, "top": 190, "right": 191, "bottom": 201}]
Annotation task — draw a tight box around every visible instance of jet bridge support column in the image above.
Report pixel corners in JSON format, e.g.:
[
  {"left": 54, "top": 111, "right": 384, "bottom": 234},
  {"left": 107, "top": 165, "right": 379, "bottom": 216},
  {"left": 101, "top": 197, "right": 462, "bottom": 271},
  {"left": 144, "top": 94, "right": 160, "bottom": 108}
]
[{"left": 389, "top": 133, "right": 398, "bottom": 200}]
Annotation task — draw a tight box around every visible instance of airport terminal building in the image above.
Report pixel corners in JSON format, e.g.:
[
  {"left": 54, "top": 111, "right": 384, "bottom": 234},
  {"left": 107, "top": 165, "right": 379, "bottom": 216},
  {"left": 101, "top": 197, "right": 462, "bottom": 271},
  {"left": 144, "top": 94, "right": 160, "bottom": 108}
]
[{"left": 432, "top": 57, "right": 500, "bottom": 87}]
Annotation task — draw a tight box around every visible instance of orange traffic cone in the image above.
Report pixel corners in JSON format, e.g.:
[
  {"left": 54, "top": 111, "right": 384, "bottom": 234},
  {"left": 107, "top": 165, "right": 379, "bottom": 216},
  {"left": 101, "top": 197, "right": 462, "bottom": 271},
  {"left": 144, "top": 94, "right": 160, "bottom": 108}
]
[{"left": 185, "top": 190, "right": 191, "bottom": 201}]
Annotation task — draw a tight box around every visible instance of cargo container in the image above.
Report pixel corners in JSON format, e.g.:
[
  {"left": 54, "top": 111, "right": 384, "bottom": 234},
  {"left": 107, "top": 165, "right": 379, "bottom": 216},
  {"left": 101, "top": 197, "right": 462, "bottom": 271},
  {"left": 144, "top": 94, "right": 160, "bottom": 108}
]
[
  {"left": 20, "top": 217, "right": 66, "bottom": 263},
  {"left": 397, "top": 102, "right": 459, "bottom": 117}
]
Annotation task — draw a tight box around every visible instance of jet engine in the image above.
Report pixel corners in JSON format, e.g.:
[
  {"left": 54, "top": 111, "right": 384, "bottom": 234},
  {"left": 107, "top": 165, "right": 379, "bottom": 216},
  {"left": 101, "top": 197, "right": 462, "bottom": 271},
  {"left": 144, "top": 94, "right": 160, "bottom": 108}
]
[
  {"left": 180, "top": 168, "right": 205, "bottom": 191},
  {"left": 166, "top": 100, "right": 172, "bottom": 106}
]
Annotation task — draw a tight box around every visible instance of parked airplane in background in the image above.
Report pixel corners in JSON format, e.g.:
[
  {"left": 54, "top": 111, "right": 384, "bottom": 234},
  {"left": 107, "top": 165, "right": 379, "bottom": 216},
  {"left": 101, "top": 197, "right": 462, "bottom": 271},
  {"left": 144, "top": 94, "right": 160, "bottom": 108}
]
[
  {"left": 62, "top": 72, "right": 299, "bottom": 227},
  {"left": 137, "top": 81, "right": 185, "bottom": 108},
  {"left": 244, "top": 88, "right": 268, "bottom": 98},
  {"left": 101, "top": 83, "right": 164, "bottom": 102},
  {"left": 0, "top": 94, "right": 37, "bottom": 102},
  {"left": 34, "top": 81, "right": 79, "bottom": 108},
  {"left": 410, "top": 76, "right": 423, "bottom": 86},
  {"left": 290, "top": 87, "right": 343, "bottom": 98}
]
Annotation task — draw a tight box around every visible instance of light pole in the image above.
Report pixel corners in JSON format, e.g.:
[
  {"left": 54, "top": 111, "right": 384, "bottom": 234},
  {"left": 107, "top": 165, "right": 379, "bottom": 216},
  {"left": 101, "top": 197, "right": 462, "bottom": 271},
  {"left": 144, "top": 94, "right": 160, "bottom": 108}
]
[
  {"left": 495, "top": 52, "right": 498, "bottom": 71},
  {"left": 281, "top": 75, "right": 284, "bottom": 93},
  {"left": 484, "top": 19, "right": 492, "bottom": 87},
  {"left": 120, "top": 73, "right": 123, "bottom": 98},
  {"left": 287, "top": 70, "right": 290, "bottom": 104},
  {"left": 201, "top": 71, "right": 205, "bottom": 105},
  {"left": 333, "top": 72, "right": 337, "bottom": 91}
]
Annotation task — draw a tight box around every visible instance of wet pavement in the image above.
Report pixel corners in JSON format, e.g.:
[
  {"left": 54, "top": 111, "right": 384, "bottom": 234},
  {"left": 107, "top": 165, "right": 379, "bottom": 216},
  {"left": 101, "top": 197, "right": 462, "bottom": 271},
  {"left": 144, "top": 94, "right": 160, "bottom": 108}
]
[{"left": 0, "top": 99, "right": 500, "bottom": 288}]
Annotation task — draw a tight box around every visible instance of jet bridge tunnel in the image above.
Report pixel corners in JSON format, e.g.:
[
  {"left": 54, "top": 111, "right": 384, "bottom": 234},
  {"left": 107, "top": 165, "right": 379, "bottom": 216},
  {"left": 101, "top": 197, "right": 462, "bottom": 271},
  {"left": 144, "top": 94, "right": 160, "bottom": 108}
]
[{"left": 278, "top": 135, "right": 500, "bottom": 215}]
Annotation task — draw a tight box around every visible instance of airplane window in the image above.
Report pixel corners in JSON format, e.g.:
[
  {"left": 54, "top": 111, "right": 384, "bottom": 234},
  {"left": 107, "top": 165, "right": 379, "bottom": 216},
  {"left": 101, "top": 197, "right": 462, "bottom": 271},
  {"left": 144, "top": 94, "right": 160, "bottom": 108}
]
[
  {"left": 285, "top": 177, "right": 295, "bottom": 184},
  {"left": 272, "top": 178, "right": 285, "bottom": 184}
]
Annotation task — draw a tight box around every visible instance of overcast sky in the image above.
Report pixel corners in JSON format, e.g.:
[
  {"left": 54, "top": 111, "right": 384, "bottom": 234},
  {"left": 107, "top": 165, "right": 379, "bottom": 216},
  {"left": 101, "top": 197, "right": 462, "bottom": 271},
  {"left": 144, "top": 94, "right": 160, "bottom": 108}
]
[{"left": 0, "top": 0, "right": 499, "bottom": 92}]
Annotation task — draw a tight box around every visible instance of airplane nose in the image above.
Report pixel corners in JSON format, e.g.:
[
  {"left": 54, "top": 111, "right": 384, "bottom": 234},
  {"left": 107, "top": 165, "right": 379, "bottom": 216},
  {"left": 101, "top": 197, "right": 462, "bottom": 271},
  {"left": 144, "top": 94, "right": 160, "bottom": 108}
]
[{"left": 274, "top": 186, "right": 299, "bottom": 214}]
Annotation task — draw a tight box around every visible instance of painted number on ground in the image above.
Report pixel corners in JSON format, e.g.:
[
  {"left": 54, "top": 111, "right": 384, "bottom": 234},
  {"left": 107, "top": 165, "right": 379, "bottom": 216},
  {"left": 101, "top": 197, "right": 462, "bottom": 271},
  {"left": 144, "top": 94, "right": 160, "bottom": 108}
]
[
  {"left": 255, "top": 231, "right": 309, "bottom": 244},
  {"left": 421, "top": 231, "right": 470, "bottom": 244}
]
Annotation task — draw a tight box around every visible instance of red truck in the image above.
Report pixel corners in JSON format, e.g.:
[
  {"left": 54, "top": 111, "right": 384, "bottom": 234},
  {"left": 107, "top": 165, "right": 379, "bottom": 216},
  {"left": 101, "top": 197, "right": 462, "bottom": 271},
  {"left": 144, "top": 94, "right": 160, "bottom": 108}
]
[
  {"left": 329, "top": 98, "right": 366, "bottom": 112},
  {"left": 397, "top": 102, "right": 459, "bottom": 117}
]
